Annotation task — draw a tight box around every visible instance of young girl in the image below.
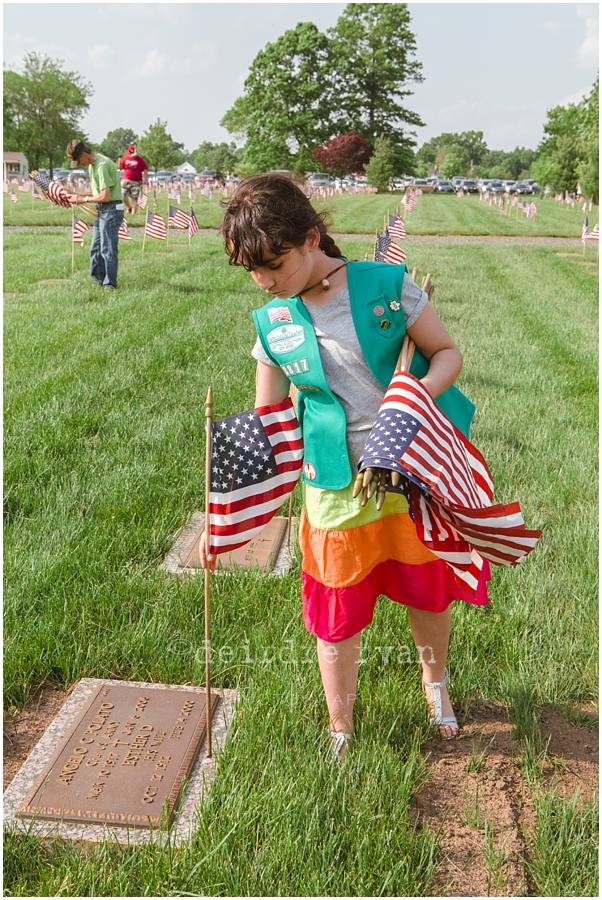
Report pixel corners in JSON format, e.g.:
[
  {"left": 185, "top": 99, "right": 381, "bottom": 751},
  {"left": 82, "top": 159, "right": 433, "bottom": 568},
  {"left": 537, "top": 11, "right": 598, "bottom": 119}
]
[{"left": 201, "top": 174, "right": 489, "bottom": 757}]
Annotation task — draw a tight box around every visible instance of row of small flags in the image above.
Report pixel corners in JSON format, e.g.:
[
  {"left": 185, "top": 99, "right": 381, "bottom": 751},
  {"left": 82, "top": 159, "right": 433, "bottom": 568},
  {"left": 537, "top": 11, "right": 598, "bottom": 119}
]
[{"left": 71, "top": 207, "right": 200, "bottom": 247}]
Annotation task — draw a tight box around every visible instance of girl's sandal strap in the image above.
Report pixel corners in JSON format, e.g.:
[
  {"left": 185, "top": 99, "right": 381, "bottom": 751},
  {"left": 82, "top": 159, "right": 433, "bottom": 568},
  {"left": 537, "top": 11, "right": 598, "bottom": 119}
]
[{"left": 329, "top": 730, "right": 354, "bottom": 760}]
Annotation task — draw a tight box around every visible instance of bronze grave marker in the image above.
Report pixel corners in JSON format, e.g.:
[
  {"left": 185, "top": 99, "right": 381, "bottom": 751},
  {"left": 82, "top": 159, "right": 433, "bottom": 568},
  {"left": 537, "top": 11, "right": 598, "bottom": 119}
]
[
  {"left": 180, "top": 515, "right": 289, "bottom": 572},
  {"left": 18, "top": 682, "right": 219, "bottom": 829}
]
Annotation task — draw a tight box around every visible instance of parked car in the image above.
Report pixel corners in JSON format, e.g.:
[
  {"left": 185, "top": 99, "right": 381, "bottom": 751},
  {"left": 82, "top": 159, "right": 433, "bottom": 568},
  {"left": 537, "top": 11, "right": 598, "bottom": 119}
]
[
  {"left": 197, "top": 168, "right": 218, "bottom": 183},
  {"left": 462, "top": 179, "right": 478, "bottom": 192},
  {"left": 177, "top": 172, "right": 196, "bottom": 183},
  {"left": 52, "top": 168, "right": 70, "bottom": 182},
  {"left": 389, "top": 177, "right": 405, "bottom": 191},
  {"left": 425, "top": 176, "right": 439, "bottom": 185},
  {"left": 514, "top": 181, "right": 532, "bottom": 194},
  {"left": 307, "top": 173, "right": 336, "bottom": 187},
  {"left": 488, "top": 181, "right": 505, "bottom": 193},
  {"left": 269, "top": 170, "right": 293, "bottom": 178},
  {"left": 67, "top": 169, "right": 88, "bottom": 184},
  {"left": 435, "top": 180, "right": 454, "bottom": 193},
  {"left": 412, "top": 178, "right": 435, "bottom": 193},
  {"left": 502, "top": 180, "right": 518, "bottom": 193},
  {"left": 451, "top": 176, "right": 465, "bottom": 189}
]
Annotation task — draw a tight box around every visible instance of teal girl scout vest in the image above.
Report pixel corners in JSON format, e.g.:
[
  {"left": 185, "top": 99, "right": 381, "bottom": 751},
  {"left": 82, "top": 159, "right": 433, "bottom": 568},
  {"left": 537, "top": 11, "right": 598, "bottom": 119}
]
[{"left": 253, "top": 261, "right": 475, "bottom": 491}]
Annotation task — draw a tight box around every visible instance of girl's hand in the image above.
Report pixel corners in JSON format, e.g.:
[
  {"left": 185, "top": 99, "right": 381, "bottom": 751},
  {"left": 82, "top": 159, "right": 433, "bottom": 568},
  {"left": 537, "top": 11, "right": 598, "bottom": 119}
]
[{"left": 198, "top": 531, "right": 217, "bottom": 572}]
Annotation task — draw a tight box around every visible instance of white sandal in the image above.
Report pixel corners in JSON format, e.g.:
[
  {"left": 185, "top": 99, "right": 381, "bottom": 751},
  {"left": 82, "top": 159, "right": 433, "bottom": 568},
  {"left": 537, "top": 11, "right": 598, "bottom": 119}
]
[
  {"left": 422, "top": 668, "right": 459, "bottom": 740},
  {"left": 329, "top": 730, "right": 354, "bottom": 761}
]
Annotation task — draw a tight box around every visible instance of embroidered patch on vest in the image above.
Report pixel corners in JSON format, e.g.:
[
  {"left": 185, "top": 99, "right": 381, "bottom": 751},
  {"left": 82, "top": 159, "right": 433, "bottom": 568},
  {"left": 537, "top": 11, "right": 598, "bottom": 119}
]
[
  {"left": 268, "top": 306, "right": 293, "bottom": 323},
  {"left": 267, "top": 324, "right": 305, "bottom": 354},
  {"left": 281, "top": 358, "right": 310, "bottom": 377},
  {"left": 304, "top": 463, "right": 316, "bottom": 480}
]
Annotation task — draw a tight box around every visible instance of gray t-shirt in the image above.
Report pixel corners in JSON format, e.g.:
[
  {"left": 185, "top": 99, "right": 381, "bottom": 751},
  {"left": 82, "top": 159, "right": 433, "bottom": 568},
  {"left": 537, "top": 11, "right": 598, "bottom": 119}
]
[{"left": 252, "top": 272, "right": 428, "bottom": 468}]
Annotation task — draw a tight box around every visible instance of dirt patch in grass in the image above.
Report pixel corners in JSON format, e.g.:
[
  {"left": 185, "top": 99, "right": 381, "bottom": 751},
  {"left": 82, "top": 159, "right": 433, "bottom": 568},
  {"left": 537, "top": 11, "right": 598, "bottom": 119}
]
[
  {"left": 35, "top": 279, "right": 69, "bottom": 285},
  {"left": 413, "top": 700, "right": 599, "bottom": 897},
  {"left": 3, "top": 686, "right": 74, "bottom": 792}
]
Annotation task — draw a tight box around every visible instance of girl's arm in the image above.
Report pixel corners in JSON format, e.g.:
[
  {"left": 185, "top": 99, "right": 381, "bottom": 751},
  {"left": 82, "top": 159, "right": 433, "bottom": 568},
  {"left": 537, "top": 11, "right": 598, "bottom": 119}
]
[
  {"left": 199, "top": 361, "right": 291, "bottom": 571},
  {"left": 406, "top": 303, "right": 463, "bottom": 399},
  {"left": 255, "top": 360, "right": 291, "bottom": 407}
]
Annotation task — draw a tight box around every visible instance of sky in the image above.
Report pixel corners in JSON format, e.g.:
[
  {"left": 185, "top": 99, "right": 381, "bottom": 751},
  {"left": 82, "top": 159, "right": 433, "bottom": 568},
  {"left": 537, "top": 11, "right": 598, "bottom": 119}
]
[{"left": 3, "top": 2, "right": 599, "bottom": 155}]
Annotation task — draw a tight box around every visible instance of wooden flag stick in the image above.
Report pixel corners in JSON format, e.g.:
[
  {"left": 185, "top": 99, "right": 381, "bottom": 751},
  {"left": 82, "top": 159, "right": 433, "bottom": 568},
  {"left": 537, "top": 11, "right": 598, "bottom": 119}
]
[
  {"left": 71, "top": 214, "right": 75, "bottom": 275},
  {"left": 204, "top": 386, "right": 214, "bottom": 758},
  {"left": 142, "top": 213, "right": 147, "bottom": 258}
]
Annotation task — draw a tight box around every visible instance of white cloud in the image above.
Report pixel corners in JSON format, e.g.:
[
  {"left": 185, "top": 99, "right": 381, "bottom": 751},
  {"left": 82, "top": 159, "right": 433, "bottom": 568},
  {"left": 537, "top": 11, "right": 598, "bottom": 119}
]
[
  {"left": 4, "top": 33, "right": 64, "bottom": 68},
  {"left": 87, "top": 44, "right": 115, "bottom": 69},
  {"left": 558, "top": 87, "right": 590, "bottom": 107},
  {"left": 576, "top": 4, "right": 599, "bottom": 67},
  {"left": 135, "top": 49, "right": 170, "bottom": 77}
]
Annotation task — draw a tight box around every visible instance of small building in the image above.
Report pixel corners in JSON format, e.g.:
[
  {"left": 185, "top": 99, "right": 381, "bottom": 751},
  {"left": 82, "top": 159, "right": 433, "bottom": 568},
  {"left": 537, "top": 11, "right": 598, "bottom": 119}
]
[
  {"left": 3, "top": 152, "right": 29, "bottom": 182},
  {"left": 176, "top": 161, "right": 196, "bottom": 175}
]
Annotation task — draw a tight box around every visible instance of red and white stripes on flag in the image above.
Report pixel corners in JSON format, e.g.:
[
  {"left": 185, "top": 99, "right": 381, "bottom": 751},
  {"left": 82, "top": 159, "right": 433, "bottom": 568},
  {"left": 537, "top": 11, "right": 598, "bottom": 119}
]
[
  {"left": 584, "top": 222, "right": 599, "bottom": 242},
  {"left": 581, "top": 216, "right": 589, "bottom": 243},
  {"left": 268, "top": 306, "right": 293, "bottom": 324},
  {"left": 388, "top": 214, "right": 406, "bottom": 239},
  {"left": 145, "top": 211, "right": 166, "bottom": 240},
  {"left": 402, "top": 194, "right": 417, "bottom": 212},
  {"left": 31, "top": 171, "right": 72, "bottom": 208},
  {"left": 137, "top": 191, "right": 147, "bottom": 210},
  {"left": 168, "top": 205, "right": 191, "bottom": 228},
  {"left": 358, "top": 371, "right": 541, "bottom": 596},
  {"left": 188, "top": 208, "right": 199, "bottom": 238},
  {"left": 118, "top": 218, "right": 134, "bottom": 241},
  {"left": 72, "top": 215, "right": 90, "bottom": 246},
  {"left": 9, "top": 191, "right": 18, "bottom": 204},
  {"left": 208, "top": 398, "right": 304, "bottom": 555},
  {"left": 382, "top": 242, "right": 407, "bottom": 264}
]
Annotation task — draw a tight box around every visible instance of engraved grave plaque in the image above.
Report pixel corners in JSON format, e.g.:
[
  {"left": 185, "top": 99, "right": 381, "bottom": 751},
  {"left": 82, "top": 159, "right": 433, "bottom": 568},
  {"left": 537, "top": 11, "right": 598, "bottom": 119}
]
[
  {"left": 180, "top": 515, "right": 288, "bottom": 572},
  {"left": 18, "top": 683, "right": 219, "bottom": 829}
]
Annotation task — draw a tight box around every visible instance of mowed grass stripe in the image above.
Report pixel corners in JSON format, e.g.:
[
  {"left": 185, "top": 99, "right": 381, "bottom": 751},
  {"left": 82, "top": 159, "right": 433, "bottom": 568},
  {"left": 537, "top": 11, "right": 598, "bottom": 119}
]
[{"left": 4, "top": 234, "right": 598, "bottom": 896}]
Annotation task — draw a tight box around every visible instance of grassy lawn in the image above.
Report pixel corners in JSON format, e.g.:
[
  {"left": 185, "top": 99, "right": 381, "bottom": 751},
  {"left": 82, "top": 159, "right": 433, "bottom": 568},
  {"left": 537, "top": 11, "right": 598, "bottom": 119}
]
[
  {"left": 3, "top": 229, "right": 598, "bottom": 896},
  {"left": 4, "top": 188, "right": 598, "bottom": 237}
]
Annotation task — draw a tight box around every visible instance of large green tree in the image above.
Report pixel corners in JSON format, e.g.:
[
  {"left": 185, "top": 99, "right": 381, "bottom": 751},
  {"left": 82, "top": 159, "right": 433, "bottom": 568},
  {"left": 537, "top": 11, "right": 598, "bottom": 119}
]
[
  {"left": 364, "top": 134, "right": 396, "bottom": 191},
  {"left": 137, "top": 119, "right": 186, "bottom": 172},
  {"left": 191, "top": 141, "right": 243, "bottom": 174},
  {"left": 415, "top": 131, "right": 488, "bottom": 176},
  {"left": 325, "top": 3, "right": 424, "bottom": 151},
  {"left": 532, "top": 77, "right": 599, "bottom": 200},
  {"left": 99, "top": 128, "right": 139, "bottom": 162},
  {"left": 220, "top": 22, "right": 331, "bottom": 172},
  {"left": 3, "top": 52, "right": 92, "bottom": 175}
]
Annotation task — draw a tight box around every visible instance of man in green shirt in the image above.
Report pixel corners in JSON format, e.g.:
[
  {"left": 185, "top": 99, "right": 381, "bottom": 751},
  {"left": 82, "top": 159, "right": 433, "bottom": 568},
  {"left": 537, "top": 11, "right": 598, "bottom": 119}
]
[{"left": 66, "top": 139, "right": 125, "bottom": 289}]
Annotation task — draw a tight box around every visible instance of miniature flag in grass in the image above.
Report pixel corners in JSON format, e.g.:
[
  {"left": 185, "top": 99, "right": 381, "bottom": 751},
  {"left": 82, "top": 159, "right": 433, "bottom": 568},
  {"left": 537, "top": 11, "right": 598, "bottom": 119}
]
[
  {"left": 152, "top": 189, "right": 158, "bottom": 210},
  {"left": 168, "top": 205, "right": 190, "bottom": 229},
  {"left": 18, "top": 181, "right": 30, "bottom": 192},
  {"left": 9, "top": 191, "right": 18, "bottom": 204},
  {"left": 582, "top": 216, "right": 589, "bottom": 243},
  {"left": 388, "top": 214, "right": 406, "bottom": 239},
  {"left": 208, "top": 398, "right": 303, "bottom": 556},
  {"left": 188, "top": 208, "right": 199, "bottom": 239},
  {"left": 118, "top": 218, "right": 133, "bottom": 241},
  {"left": 72, "top": 215, "right": 90, "bottom": 246},
  {"left": 33, "top": 186, "right": 45, "bottom": 200},
  {"left": 526, "top": 202, "right": 537, "bottom": 219},
  {"left": 357, "top": 372, "right": 541, "bottom": 597},
  {"left": 189, "top": 188, "right": 196, "bottom": 203},
  {"left": 145, "top": 210, "right": 166, "bottom": 240},
  {"left": 137, "top": 191, "right": 147, "bottom": 210},
  {"left": 3, "top": 182, "right": 8, "bottom": 193},
  {"left": 584, "top": 222, "right": 599, "bottom": 242},
  {"left": 375, "top": 232, "right": 406, "bottom": 265}
]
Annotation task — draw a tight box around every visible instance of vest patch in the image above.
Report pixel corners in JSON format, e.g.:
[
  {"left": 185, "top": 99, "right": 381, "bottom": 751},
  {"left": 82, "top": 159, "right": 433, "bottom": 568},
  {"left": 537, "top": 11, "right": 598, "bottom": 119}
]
[
  {"left": 304, "top": 463, "right": 316, "bottom": 481},
  {"left": 281, "top": 358, "right": 310, "bottom": 377},
  {"left": 267, "top": 324, "right": 305, "bottom": 354}
]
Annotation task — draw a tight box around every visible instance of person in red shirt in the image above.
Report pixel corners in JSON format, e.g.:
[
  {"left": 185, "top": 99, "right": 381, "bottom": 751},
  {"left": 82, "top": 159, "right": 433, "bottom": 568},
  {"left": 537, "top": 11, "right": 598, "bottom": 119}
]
[{"left": 118, "top": 145, "right": 148, "bottom": 215}]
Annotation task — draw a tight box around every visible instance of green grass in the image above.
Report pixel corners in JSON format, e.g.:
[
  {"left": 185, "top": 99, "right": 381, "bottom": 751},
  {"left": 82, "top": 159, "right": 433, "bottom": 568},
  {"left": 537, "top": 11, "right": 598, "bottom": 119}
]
[
  {"left": 4, "top": 188, "right": 598, "bottom": 237},
  {"left": 4, "top": 230, "right": 598, "bottom": 895}
]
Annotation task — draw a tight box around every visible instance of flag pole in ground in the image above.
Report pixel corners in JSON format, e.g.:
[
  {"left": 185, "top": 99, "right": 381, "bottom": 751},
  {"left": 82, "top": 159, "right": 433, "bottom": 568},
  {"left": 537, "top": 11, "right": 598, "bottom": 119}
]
[
  {"left": 204, "top": 385, "right": 214, "bottom": 759},
  {"left": 166, "top": 209, "right": 170, "bottom": 250},
  {"left": 142, "top": 211, "right": 147, "bottom": 258},
  {"left": 71, "top": 213, "right": 75, "bottom": 275}
]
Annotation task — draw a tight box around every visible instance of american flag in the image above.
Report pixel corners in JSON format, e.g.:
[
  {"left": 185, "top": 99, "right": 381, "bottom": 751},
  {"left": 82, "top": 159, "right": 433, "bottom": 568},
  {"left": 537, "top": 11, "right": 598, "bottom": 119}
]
[
  {"left": 499, "top": 197, "right": 504, "bottom": 214},
  {"left": 32, "top": 186, "right": 45, "bottom": 200},
  {"left": 72, "top": 215, "right": 90, "bottom": 246},
  {"left": 457, "top": 189, "right": 464, "bottom": 198},
  {"left": 9, "top": 191, "right": 18, "bottom": 204},
  {"left": 168, "top": 205, "right": 191, "bottom": 229},
  {"left": 584, "top": 222, "right": 599, "bottom": 242},
  {"left": 268, "top": 306, "right": 293, "bottom": 323},
  {"left": 208, "top": 398, "right": 304, "bottom": 555},
  {"left": 188, "top": 207, "right": 199, "bottom": 239},
  {"left": 31, "top": 171, "right": 72, "bottom": 208},
  {"left": 152, "top": 189, "right": 158, "bottom": 210},
  {"left": 375, "top": 233, "right": 406, "bottom": 265},
  {"left": 388, "top": 214, "right": 406, "bottom": 239},
  {"left": 526, "top": 202, "right": 537, "bottom": 219},
  {"left": 581, "top": 216, "right": 589, "bottom": 243},
  {"left": 2, "top": 182, "right": 8, "bottom": 193},
  {"left": 358, "top": 371, "right": 541, "bottom": 595},
  {"left": 189, "top": 188, "right": 196, "bottom": 203},
  {"left": 145, "top": 211, "right": 166, "bottom": 240},
  {"left": 137, "top": 191, "right": 147, "bottom": 210},
  {"left": 118, "top": 218, "right": 134, "bottom": 241},
  {"left": 168, "top": 188, "right": 181, "bottom": 205},
  {"left": 18, "top": 181, "right": 30, "bottom": 192},
  {"left": 402, "top": 194, "right": 417, "bottom": 212},
  {"left": 511, "top": 195, "right": 518, "bottom": 207}
]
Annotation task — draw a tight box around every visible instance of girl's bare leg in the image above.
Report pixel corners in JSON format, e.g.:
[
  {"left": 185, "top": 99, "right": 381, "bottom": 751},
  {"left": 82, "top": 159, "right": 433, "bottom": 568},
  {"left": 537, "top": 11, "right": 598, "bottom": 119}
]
[
  {"left": 317, "top": 634, "right": 361, "bottom": 754},
  {"left": 407, "top": 605, "right": 457, "bottom": 738}
]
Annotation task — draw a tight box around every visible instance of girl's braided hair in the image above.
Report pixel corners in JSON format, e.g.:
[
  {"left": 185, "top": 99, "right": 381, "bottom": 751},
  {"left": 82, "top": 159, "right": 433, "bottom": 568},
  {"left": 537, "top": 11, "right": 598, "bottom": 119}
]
[{"left": 220, "top": 174, "right": 342, "bottom": 270}]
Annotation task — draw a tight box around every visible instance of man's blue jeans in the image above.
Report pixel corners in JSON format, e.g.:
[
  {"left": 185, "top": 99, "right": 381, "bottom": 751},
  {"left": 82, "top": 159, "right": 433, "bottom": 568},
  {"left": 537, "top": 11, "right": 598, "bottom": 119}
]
[{"left": 90, "top": 202, "right": 124, "bottom": 288}]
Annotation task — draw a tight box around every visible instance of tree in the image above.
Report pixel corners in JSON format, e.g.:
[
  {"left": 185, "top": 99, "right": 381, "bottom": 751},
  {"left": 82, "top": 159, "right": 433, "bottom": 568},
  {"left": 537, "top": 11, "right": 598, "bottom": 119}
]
[
  {"left": 365, "top": 134, "right": 396, "bottom": 191},
  {"left": 220, "top": 22, "right": 331, "bottom": 172},
  {"left": 326, "top": 4, "right": 424, "bottom": 155},
  {"left": 137, "top": 119, "right": 186, "bottom": 172},
  {"left": 532, "top": 77, "right": 599, "bottom": 200},
  {"left": 3, "top": 52, "right": 92, "bottom": 175},
  {"left": 99, "top": 128, "right": 139, "bottom": 161},
  {"left": 439, "top": 147, "right": 470, "bottom": 179},
  {"left": 312, "top": 131, "right": 371, "bottom": 176},
  {"left": 415, "top": 131, "right": 488, "bottom": 176},
  {"left": 191, "top": 141, "right": 242, "bottom": 174}
]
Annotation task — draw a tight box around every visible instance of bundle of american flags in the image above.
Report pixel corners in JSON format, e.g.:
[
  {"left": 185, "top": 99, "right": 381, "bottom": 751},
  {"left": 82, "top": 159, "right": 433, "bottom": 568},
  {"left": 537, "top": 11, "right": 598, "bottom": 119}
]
[
  {"left": 208, "top": 398, "right": 304, "bottom": 555},
  {"left": 357, "top": 371, "right": 541, "bottom": 596},
  {"left": 30, "top": 170, "right": 73, "bottom": 209},
  {"left": 72, "top": 215, "right": 90, "bottom": 246},
  {"left": 374, "top": 228, "right": 406, "bottom": 265}
]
